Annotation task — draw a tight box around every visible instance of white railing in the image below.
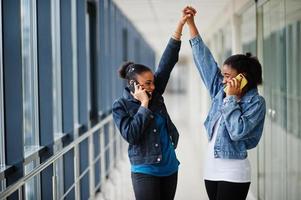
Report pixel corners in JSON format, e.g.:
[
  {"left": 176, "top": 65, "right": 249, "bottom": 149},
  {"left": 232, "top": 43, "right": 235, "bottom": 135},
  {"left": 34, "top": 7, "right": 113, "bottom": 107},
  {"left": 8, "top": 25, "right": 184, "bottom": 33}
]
[{"left": 0, "top": 114, "right": 127, "bottom": 200}]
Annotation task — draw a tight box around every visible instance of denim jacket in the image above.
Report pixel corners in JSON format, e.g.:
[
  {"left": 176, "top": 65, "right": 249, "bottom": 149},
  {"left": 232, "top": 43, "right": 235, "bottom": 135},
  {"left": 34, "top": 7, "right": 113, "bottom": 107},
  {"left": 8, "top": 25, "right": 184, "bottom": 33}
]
[
  {"left": 190, "top": 35, "right": 266, "bottom": 159},
  {"left": 112, "top": 38, "right": 180, "bottom": 165}
]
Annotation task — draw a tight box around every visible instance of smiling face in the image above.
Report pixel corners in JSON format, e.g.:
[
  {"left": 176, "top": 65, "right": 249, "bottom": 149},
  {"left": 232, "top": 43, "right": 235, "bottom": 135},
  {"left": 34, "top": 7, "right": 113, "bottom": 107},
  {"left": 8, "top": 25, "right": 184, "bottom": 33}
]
[
  {"left": 135, "top": 71, "right": 155, "bottom": 95},
  {"left": 221, "top": 64, "right": 239, "bottom": 85}
]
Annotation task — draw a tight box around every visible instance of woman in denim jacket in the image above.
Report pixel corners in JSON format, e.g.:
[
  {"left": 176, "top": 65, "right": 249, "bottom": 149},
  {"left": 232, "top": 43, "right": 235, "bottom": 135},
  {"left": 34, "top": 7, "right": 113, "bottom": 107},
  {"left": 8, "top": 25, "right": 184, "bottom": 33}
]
[
  {"left": 112, "top": 9, "right": 193, "bottom": 200},
  {"left": 185, "top": 7, "right": 266, "bottom": 200}
]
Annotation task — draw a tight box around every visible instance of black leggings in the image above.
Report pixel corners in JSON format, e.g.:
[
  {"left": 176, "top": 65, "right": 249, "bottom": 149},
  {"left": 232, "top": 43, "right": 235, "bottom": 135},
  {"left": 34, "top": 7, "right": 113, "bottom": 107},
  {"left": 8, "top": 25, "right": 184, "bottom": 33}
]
[
  {"left": 131, "top": 172, "right": 178, "bottom": 200},
  {"left": 205, "top": 180, "right": 250, "bottom": 200}
]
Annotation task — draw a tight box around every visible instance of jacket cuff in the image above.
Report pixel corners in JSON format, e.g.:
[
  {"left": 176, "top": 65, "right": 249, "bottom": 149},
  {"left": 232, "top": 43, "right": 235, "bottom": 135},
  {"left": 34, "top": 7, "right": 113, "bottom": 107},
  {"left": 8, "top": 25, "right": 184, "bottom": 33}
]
[
  {"left": 168, "top": 37, "right": 181, "bottom": 49},
  {"left": 221, "top": 96, "right": 239, "bottom": 112},
  {"left": 189, "top": 35, "right": 203, "bottom": 47}
]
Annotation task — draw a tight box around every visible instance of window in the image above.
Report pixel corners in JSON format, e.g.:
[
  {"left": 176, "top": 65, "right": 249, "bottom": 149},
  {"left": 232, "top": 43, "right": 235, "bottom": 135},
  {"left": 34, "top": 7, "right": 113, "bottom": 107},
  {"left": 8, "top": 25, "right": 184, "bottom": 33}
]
[
  {"left": 122, "top": 28, "right": 128, "bottom": 61},
  {"left": 21, "top": 0, "right": 39, "bottom": 150},
  {"left": 222, "top": 24, "right": 232, "bottom": 61},
  {"left": 51, "top": 0, "right": 65, "bottom": 198},
  {"left": 0, "top": 0, "right": 6, "bottom": 192},
  {"left": 71, "top": 0, "right": 79, "bottom": 129},
  {"left": 87, "top": 2, "right": 98, "bottom": 124},
  {"left": 51, "top": 0, "right": 63, "bottom": 140},
  {"left": 285, "top": 1, "right": 301, "bottom": 199},
  {"left": 241, "top": 4, "right": 256, "bottom": 54},
  {"left": 21, "top": 0, "right": 40, "bottom": 199}
]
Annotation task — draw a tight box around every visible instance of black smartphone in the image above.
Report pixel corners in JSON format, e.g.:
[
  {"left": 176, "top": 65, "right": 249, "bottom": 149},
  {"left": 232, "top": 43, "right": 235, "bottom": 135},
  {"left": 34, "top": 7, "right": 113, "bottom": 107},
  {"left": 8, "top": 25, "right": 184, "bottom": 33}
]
[
  {"left": 128, "top": 80, "right": 138, "bottom": 93},
  {"left": 128, "top": 80, "right": 151, "bottom": 98}
]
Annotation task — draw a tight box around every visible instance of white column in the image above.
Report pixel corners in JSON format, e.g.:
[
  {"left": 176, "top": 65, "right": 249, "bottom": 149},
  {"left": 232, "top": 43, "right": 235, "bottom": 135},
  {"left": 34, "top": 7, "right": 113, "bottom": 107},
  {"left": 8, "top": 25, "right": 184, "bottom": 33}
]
[{"left": 231, "top": 14, "right": 242, "bottom": 54}]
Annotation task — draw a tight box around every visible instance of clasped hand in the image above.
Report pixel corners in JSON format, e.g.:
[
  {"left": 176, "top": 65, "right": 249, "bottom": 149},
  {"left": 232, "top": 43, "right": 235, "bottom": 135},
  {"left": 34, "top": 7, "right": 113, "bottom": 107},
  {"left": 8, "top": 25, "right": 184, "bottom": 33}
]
[{"left": 180, "top": 6, "right": 197, "bottom": 25}]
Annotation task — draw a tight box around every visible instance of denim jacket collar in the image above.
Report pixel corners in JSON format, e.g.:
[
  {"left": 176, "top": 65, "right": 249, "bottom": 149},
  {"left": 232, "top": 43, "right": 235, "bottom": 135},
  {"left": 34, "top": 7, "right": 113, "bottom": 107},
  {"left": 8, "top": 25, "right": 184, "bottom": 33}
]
[
  {"left": 240, "top": 88, "right": 258, "bottom": 103},
  {"left": 123, "top": 87, "right": 139, "bottom": 102}
]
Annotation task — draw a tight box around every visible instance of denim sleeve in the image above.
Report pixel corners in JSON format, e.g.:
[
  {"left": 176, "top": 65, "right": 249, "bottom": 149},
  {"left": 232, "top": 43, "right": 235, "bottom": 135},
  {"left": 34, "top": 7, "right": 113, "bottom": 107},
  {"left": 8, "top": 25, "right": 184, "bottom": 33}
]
[
  {"left": 189, "top": 35, "right": 224, "bottom": 98},
  {"left": 112, "top": 99, "right": 154, "bottom": 145},
  {"left": 154, "top": 38, "right": 181, "bottom": 95},
  {"left": 221, "top": 95, "right": 266, "bottom": 141}
]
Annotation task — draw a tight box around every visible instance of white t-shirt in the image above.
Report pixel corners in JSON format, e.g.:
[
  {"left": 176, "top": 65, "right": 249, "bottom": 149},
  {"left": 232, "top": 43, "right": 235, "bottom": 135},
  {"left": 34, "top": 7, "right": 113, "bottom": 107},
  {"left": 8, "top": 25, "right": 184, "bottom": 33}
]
[{"left": 203, "top": 117, "right": 251, "bottom": 183}]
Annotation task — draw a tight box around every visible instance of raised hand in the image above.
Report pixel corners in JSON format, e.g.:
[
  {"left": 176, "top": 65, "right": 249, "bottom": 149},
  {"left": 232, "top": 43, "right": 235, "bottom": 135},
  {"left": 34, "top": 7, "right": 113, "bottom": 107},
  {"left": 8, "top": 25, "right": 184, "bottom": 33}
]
[{"left": 182, "top": 6, "right": 196, "bottom": 25}]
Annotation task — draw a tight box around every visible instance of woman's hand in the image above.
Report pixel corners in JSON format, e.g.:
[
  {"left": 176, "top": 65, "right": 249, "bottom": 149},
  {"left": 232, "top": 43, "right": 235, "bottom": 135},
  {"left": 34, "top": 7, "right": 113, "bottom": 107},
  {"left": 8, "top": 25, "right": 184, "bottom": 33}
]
[
  {"left": 183, "top": 6, "right": 196, "bottom": 26},
  {"left": 130, "top": 82, "right": 149, "bottom": 108},
  {"left": 225, "top": 77, "right": 243, "bottom": 97},
  {"left": 182, "top": 6, "right": 199, "bottom": 38},
  {"left": 180, "top": 6, "right": 195, "bottom": 25},
  {"left": 173, "top": 6, "right": 197, "bottom": 40}
]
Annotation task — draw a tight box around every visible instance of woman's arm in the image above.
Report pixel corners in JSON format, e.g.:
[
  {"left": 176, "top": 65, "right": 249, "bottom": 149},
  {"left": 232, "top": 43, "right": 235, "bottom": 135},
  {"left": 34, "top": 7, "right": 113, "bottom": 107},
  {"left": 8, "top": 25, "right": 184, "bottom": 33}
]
[
  {"left": 187, "top": 13, "right": 224, "bottom": 98},
  {"left": 221, "top": 95, "right": 266, "bottom": 142},
  {"left": 154, "top": 37, "right": 181, "bottom": 95},
  {"left": 112, "top": 99, "right": 153, "bottom": 145},
  {"left": 154, "top": 15, "right": 189, "bottom": 95}
]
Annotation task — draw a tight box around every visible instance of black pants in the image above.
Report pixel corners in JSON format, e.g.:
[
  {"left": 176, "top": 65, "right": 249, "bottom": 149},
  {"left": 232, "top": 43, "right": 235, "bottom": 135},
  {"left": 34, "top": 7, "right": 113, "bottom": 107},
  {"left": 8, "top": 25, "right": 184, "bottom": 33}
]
[
  {"left": 131, "top": 172, "right": 178, "bottom": 200},
  {"left": 204, "top": 180, "right": 250, "bottom": 200}
]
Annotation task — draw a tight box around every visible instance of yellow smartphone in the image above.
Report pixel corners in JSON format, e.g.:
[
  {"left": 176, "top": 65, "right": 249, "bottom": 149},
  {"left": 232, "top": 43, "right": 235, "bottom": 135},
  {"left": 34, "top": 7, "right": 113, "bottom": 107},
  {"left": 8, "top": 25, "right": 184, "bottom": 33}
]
[{"left": 224, "top": 73, "right": 248, "bottom": 92}]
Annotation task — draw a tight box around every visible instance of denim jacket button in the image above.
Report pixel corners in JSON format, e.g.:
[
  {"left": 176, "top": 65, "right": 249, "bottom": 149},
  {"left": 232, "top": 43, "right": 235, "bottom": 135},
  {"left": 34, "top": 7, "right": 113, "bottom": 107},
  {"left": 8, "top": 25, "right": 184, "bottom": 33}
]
[
  {"left": 153, "top": 129, "right": 157, "bottom": 133},
  {"left": 155, "top": 143, "right": 159, "bottom": 147},
  {"left": 150, "top": 115, "right": 154, "bottom": 119},
  {"left": 157, "top": 158, "right": 161, "bottom": 162}
]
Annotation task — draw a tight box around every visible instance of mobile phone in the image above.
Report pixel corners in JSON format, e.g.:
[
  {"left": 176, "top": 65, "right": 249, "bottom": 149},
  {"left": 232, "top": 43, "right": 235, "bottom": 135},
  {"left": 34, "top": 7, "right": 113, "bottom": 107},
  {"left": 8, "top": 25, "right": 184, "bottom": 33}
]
[
  {"left": 223, "top": 73, "right": 248, "bottom": 92},
  {"left": 128, "top": 80, "right": 151, "bottom": 98},
  {"left": 128, "top": 80, "right": 138, "bottom": 93}
]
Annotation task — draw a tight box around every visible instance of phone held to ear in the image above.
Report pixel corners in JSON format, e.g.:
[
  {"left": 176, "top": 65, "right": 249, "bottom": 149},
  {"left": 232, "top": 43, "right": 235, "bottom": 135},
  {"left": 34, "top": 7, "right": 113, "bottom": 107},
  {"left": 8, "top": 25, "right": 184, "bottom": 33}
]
[
  {"left": 129, "top": 80, "right": 151, "bottom": 98},
  {"left": 128, "top": 80, "right": 138, "bottom": 93},
  {"left": 224, "top": 73, "right": 248, "bottom": 92}
]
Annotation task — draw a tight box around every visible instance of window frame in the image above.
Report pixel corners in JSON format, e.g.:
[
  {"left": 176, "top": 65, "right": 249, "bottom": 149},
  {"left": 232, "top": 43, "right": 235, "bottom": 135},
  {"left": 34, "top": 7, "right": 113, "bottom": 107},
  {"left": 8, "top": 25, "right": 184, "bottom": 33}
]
[
  {"left": 20, "top": 0, "right": 41, "bottom": 199},
  {"left": 0, "top": 0, "right": 5, "bottom": 168},
  {"left": 0, "top": 0, "right": 6, "bottom": 192}
]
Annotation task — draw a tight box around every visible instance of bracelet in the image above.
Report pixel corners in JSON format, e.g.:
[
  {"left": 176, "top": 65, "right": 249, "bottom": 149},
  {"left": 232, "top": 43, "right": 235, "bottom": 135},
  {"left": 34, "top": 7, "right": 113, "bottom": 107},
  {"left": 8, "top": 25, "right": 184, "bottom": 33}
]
[
  {"left": 172, "top": 34, "right": 181, "bottom": 40},
  {"left": 174, "top": 31, "right": 182, "bottom": 36}
]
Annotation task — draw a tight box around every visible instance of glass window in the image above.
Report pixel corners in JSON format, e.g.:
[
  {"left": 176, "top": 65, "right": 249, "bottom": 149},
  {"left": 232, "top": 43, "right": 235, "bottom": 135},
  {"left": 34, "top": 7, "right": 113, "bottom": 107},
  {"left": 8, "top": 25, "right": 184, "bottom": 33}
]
[
  {"left": 285, "top": 0, "right": 301, "bottom": 199},
  {"left": 51, "top": 0, "right": 65, "bottom": 198},
  {"left": 222, "top": 24, "right": 232, "bottom": 61},
  {"left": 122, "top": 28, "right": 128, "bottom": 61},
  {"left": 24, "top": 160, "right": 40, "bottom": 199},
  {"left": 241, "top": 4, "right": 256, "bottom": 55},
  {"left": 71, "top": 0, "right": 79, "bottom": 129},
  {"left": 261, "top": 1, "right": 287, "bottom": 200},
  {"left": 21, "top": 0, "right": 40, "bottom": 199},
  {"left": 0, "top": 0, "right": 6, "bottom": 192},
  {"left": 209, "top": 32, "right": 224, "bottom": 66},
  {"left": 21, "top": 0, "right": 39, "bottom": 149},
  {"left": 51, "top": 0, "right": 63, "bottom": 139}
]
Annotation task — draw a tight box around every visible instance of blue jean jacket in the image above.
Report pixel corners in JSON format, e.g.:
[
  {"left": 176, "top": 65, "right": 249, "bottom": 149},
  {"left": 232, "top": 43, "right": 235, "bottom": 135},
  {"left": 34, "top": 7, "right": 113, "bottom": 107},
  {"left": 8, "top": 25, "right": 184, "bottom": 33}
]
[
  {"left": 113, "top": 38, "right": 180, "bottom": 165},
  {"left": 190, "top": 35, "right": 266, "bottom": 159}
]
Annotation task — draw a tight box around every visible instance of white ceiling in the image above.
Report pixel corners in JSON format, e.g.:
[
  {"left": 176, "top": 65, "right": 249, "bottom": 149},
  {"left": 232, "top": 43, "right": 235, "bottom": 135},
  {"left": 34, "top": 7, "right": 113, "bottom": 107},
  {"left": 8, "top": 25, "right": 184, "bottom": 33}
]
[{"left": 113, "top": 0, "right": 231, "bottom": 57}]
